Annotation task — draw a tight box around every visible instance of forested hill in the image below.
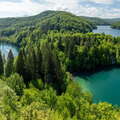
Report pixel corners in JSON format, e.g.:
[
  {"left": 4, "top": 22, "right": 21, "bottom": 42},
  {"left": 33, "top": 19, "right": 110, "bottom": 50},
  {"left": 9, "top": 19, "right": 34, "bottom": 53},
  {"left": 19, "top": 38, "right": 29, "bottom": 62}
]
[
  {"left": 82, "top": 16, "right": 120, "bottom": 25},
  {"left": 0, "top": 10, "right": 96, "bottom": 39},
  {"left": 111, "top": 21, "right": 120, "bottom": 29},
  {"left": 1, "top": 10, "right": 120, "bottom": 119}
]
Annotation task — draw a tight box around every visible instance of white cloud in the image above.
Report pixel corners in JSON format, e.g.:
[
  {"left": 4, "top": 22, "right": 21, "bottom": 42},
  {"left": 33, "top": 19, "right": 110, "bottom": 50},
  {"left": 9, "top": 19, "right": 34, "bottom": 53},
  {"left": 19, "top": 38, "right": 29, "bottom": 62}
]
[
  {"left": 0, "top": 0, "right": 80, "bottom": 17},
  {"left": 0, "top": 0, "right": 48, "bottom": 17},
  {"left": 0, "top": 0, "right": 119, "bottom": 18},
  {"left": 87, "top": 0, "right": 113, "bottom": 4}
]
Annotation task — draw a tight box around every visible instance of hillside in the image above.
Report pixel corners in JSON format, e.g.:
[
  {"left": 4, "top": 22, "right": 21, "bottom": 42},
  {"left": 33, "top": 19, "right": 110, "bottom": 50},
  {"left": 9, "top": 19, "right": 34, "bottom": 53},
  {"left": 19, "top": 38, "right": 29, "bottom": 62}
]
[
  {"left": 111, "top": 21, "right": 120, "bottom": 29},
  {"left": 0, "top": 10, "right": 96, "bottom": 39},
  {"left": 83, "top": 16, "right": 120, "bottom": 25},
  {"left": 1, "top": 10, "right": 120, "bottom": 119}
]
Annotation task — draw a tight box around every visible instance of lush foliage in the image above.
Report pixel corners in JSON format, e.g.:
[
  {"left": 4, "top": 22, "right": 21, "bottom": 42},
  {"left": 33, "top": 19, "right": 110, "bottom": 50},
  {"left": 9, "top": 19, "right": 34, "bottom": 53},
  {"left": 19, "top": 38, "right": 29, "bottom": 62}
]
[
  {"left": 0, "top": 10, "right": 96, "bottom": 45},
  {"left": 111, "top": 21, "right": 120, "bottom": 29},
  {"left": 84, "top": 16, "right": 120, "bottom": 25},
  {"left": 37, "top": 32, "right": 120, "bottom": 73},
  {"left": 0, "top": 10, "right": 120, "bottom": 120},
  {"left": 0, "top": 73, "right": 119, "bottom": 120},
  {"left": 0, "top": 31, "right": 119, "bottom": 119}
]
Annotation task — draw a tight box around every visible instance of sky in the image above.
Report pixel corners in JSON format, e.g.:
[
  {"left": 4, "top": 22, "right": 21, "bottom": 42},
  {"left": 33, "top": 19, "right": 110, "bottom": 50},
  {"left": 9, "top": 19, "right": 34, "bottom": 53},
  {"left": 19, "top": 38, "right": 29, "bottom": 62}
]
[{"left": 0, "top": 0, "right": 120, "bottom": 18}]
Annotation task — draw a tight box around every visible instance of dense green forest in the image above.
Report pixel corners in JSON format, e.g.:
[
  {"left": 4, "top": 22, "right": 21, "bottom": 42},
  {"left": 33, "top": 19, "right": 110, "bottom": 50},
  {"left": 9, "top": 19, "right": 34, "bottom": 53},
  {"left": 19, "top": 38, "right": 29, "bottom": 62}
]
[
  {"left": 0, "top": 10, "right": 96, "bottom": 44},
  {"left": 0, "top": 10, "right": 120, "bottom": 120},
  {"left": 111, "top": 21, "right": 120, "bottom": 29},
  {"left": 83, "top": 16, "right": 120, "bottom": 25}
]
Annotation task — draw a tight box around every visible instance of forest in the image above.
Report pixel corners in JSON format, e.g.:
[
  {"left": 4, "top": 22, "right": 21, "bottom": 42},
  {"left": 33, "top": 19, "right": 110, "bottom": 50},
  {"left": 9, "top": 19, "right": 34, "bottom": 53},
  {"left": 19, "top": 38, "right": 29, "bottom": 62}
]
[
  {"left": 111, "top": 21, "right": 120, "bottom": 29},
  {"left": 0, "top": 10, "right": 96, "bottom": 43},
  {"left": 0, "top": 10, "right": 120, "bottom": 120},
  {"left": 82, "top": 16, "right": 120, "bottom": 25}
]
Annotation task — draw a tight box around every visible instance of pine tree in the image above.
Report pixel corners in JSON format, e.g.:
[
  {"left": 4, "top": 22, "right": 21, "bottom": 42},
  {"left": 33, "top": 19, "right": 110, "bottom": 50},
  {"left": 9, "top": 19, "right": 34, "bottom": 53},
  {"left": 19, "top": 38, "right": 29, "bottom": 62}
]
[
  {"left": 50, "top": 50, "right": 66, "bottom": 93},
  {"left": 15, "top": 49, "right": 24, "bottom": 75},
  {"left": 36, "top": 46, "right": 42, "bottom": 78},
  {"left": 41, "top": 42, "right": 66, "bottom": 93},
  {"left": 26, "top": 47, "right": 37, "bottom": 81},
  {"left": 15, "top": 49, "right": 28, "bottom": 85},
  {"left": 41, "top": 42, "right": 51, "bottom": 83},
  {"left": 5, "top": 50, "right": 14, "bottom": 77}
]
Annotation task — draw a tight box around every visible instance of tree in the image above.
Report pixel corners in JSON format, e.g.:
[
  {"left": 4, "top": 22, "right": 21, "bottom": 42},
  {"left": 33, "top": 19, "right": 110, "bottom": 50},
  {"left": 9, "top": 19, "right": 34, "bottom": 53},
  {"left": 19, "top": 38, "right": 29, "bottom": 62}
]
[
  {"left": 6, "top": 73, "right": 25, "bottom": 96},
  {"left": 25, "top": 47, "right": 37, "bottom": 81},
  {"left": 15, "top": 49, "right": 29, "bottom": 85},
  {"left": 5, "top": 50, "right": 14, "bottom": 77},
  {"left": 41, "top": 42, "right": 66, "bottom": 93},
  {"left": 36, "top": 46, "right": 42, "bottom": 78}
]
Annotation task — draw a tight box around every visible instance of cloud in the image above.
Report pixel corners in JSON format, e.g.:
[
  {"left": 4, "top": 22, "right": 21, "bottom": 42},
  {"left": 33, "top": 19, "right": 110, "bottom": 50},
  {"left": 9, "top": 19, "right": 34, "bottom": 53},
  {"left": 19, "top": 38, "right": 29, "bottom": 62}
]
[
  {"left": 0, "top": 0, "right": 47, "bottom": 17},
  {"left": 0, "top": 0, "right": 22, "bottom": 2},
  {"left": 0, "top": 0, "right": 119, "bottom": 18},
  {"left": 87, "top": 0, "right": 113, "bottom": 4}
]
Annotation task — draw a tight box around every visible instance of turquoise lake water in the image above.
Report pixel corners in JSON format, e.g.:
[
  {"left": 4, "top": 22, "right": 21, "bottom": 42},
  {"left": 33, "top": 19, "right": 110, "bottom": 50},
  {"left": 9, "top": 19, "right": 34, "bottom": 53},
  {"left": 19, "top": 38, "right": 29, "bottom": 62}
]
[
  {"left": 0, "top": 42, "right": 18, "bottom": 57},
  {"left": 1, "top": 26, "right": 120, "bottom": 105},
  {"left": 75, "top": 68, "right": 120, "bottom": 105},
  {"left": 75, "top": 26, "right": 120, "bottom": 105}
]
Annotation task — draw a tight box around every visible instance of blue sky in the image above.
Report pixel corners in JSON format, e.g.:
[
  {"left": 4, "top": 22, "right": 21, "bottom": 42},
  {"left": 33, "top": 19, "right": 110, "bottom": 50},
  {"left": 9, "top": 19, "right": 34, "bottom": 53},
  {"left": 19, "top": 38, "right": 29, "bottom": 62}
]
[{"left": 0, "top": 0, "right": 120, "bottom": 18}]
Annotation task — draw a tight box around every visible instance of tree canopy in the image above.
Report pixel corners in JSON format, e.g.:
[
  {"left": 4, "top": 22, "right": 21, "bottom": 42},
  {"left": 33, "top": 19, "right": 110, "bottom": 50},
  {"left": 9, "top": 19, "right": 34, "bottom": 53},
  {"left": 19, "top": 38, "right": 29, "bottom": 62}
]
[{"left": 0, "top": 10, "right": 120, "bottom": 120}]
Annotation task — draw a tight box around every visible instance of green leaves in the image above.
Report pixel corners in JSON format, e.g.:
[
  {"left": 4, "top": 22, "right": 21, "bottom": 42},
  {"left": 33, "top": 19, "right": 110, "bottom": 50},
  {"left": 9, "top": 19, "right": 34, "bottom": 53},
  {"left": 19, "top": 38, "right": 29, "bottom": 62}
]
[
  {"left": 6, "top": 73, "right": 25, "bottom": 96},
  {"left": 5, "top": 50, "right": 14, "bottom": 77},
  {"left": 111, "top": 21, "right": 120, "bottom": 29}
]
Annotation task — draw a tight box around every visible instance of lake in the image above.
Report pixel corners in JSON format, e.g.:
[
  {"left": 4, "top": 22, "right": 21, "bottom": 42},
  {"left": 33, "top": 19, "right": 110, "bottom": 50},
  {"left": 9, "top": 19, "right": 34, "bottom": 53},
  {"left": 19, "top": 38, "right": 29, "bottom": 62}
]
[
  {"left": 0, "top": 42, "right": 19, "bottom": 57},
  {"left": 93, "top": 25, "right": 120, "bottom": 37},
  {"left": 75, "top": 68, "right": 120, "bottom": 105},
  {"left": 75, "top": 26, "right": 120, "bottom": 105}
]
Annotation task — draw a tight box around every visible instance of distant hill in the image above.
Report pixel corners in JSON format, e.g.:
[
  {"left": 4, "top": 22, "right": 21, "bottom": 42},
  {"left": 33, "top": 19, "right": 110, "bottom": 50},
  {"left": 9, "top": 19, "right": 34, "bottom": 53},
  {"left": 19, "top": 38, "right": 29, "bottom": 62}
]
[
  {"left": 2, "top": 10, "right": 120, "bottom": 45},
  {"left": 0, "top": 10, "right": 96, "bottom": 39},
  {"left": 36, "top": 11, "right": 97, "bottom": 33},
  {"left": 82, "top": 16, "right": 120, "bottom": 25},
  {"left": 111, "top": 21, "right": 120, "bottom": 29}
]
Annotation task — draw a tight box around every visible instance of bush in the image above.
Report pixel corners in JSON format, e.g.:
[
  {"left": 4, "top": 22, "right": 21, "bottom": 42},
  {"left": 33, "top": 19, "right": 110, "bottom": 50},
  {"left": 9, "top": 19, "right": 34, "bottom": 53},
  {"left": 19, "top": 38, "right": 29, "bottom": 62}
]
[{"left": 6, "top": 73, "right": 25, "bottom": 96}]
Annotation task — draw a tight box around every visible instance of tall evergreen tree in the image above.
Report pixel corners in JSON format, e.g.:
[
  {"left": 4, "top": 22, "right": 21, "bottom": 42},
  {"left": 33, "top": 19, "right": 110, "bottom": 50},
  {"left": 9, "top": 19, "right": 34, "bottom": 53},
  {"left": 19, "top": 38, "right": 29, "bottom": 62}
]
[
  {"left": 5, "top": 50, "right": 14, "bottom": 77},
  {"left": 41, "top": 42, "right": 66, "bottom": 93},
  {"left": 15, "top": 49, "right": 29, "bottom": 85},
  {"left": 25, "top": 47, "right": 37, "bottom": 81},
  {"left": 41, "top": 42, "right": 51, "bottom": 83},
  {"left": 36, "top": 46, "right": 42, "bottom": 78}
]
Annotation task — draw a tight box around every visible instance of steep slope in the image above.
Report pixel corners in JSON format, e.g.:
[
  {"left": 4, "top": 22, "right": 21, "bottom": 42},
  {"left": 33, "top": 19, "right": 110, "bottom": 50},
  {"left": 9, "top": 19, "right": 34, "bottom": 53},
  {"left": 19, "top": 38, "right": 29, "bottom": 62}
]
[{"left": 37, "top": 11, "right": 96, "bottom": 33}]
